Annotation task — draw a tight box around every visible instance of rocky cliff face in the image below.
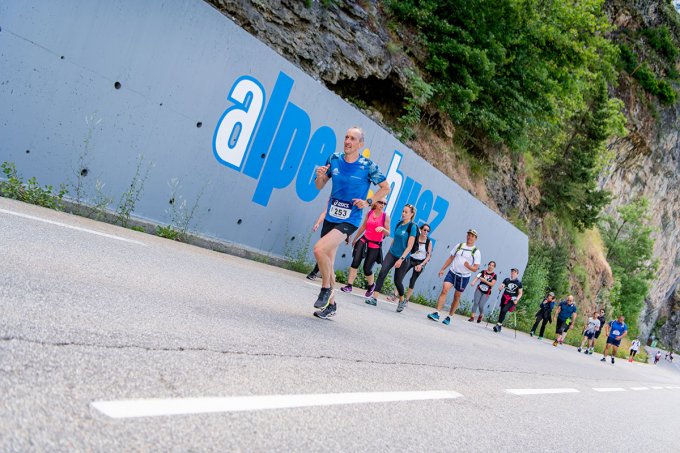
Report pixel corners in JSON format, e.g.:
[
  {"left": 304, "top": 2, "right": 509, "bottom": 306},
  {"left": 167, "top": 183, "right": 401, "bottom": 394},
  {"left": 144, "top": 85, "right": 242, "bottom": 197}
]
[{"left": 206, "top": 0, "right": 679, "bottom": 347}]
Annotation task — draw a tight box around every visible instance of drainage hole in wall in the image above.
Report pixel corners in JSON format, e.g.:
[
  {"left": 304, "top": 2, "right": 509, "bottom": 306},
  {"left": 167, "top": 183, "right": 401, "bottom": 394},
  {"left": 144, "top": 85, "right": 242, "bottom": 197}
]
[
  {"left": 168, "top": 198, "right": 175, "bottom": 205},
  {"left": 25, "top": 149, "right": 30, "bottom": 154},
  {"left": 341, "top": 253, "right": 346, "bottom": 258},
  {"left": 290, "top": 236, "right": 295, "bottom": 241},
  {"left": 114, "top": 81, "right": 121, "bottom": 90},
  {"left": 80, "top": 168, "right": 88, "bottom": 177},
  {"left": 261, "top": 153, "right": 266, "bottom": 159},
  {"left": 196, "top": 122, "right": 202, "bottom": 128},
  {"left": 60, "top": 56, "right": 64, "bottom": 60},
  {"left": 237, "top": 219, "right": 242, "bottom": 225}
]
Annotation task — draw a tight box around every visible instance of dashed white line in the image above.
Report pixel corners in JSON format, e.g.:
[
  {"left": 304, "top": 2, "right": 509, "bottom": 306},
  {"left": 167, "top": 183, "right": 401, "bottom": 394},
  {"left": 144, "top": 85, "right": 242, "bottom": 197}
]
[
  {"left": 592, "top": 388, "right": 626, "bottom": 392},
  {"left": 630, "top": 387, "right": 649, "bottom": 391},
  {"left": 91, "top": 390, "right": 464, "bottom": 419},
  {"left": 506, "top": 388, "right": 579, "bottom": 395},
  {"left": 650, "top": 386, "right": 664, "bottom": 390},
  {"left": 0, "top": 208, "right": 146, "bottom": 246},
  {"left": 666, "top": 386, "right": 680, "bottom": 389}
]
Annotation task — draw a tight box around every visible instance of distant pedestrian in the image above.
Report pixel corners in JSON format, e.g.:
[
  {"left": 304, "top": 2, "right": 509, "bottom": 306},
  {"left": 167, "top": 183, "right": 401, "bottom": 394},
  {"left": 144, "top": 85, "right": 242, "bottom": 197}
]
[
  {"left": 493, "top": 268, "right": 523, "bottom": 333},
  {"left": 530, "top": 292, "right": 556, "bottom": 339},
  {"left": 600, "top": 315, "right": 628, "bottom": 364},
  {"left": 669, "top": 352, "right": 674, "bottom": 362},
  {"left": 578, "top": 311, "right": 601, "bottom": 354},
  {"left": 593, "top": 309, "right": 606, "bottom": 342},
  {"left": 469, "top": 261, "right": 497, "bottom": 323},
  {"left": 628, "top": 338, "right": 641, "bottom": 362},
  {"left": 552, "top": 295, "right": 577, "bottom": 346},
  {"left": 427, "top": 229, "right": 481, "bottom": 326},
  {"left": 654, "top": 351, "right": 662, "bottom": 364}
]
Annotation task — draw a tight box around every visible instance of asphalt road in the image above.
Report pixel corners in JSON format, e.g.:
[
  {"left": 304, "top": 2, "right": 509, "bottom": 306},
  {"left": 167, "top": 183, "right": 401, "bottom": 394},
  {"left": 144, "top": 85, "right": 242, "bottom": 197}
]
[{"left": 1, "top": 197, "right": 679, "bottom": 452}]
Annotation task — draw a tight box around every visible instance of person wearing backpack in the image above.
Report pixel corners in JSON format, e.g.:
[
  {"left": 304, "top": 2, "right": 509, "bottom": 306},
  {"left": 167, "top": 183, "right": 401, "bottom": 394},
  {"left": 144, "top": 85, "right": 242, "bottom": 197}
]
[
  {"left": 340, "top": 199, "right": 391, "bottom": 295},
  {"left": 365, "top": 204, "right": 418, "bottom": 312},
  {"left": 493, "top": 268, "right": 523, "bottom": 333},
  {"left": 530, "top": 291, "right": 556, "bottom": 339},
  {"left": 388, "top": 223, "right": 434, "bottom": 305},
  {"left": 427, "top": 229, "right": 481, "bottom": 326}
]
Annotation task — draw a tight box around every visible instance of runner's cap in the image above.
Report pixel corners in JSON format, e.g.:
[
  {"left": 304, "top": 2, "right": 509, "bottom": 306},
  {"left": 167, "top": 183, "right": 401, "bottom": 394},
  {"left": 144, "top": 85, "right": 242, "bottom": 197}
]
[
  {"left": 511, "top": 268, "right": 519, "bottom": 273},
  {"left": 548, "top": 291, "right": 555, "bottom": 297},
  {"left": 467, "top": 228, "right": 478, "bottom": 238}
]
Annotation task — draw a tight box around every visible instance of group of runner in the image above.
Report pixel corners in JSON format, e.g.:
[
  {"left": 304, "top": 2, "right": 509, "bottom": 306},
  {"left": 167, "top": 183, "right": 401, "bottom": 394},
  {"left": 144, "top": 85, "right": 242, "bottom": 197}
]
[{"left": 306, "top": 126, "right": 637, "bottom": 364}]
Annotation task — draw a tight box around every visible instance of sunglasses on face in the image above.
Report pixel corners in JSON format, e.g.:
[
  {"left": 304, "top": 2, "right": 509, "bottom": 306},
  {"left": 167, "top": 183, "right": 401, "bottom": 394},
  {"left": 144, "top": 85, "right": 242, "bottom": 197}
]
[
  {"left": 376, "top": 201, "right": 386, "bottom": 205},
  {"left": 422, "top": 228, "right": 430, "bottom": 232}
]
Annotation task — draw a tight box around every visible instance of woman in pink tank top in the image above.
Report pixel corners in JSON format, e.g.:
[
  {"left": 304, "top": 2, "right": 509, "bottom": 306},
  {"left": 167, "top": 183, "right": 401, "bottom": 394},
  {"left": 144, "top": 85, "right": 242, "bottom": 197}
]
[{"left": 340, "top": 199, "right": 391, "bottom": 297}]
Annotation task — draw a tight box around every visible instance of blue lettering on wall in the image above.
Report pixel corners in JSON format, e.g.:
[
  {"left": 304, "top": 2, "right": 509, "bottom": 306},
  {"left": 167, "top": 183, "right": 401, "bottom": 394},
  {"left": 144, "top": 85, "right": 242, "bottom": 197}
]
[{"left": 213, "top": 71, "right": 450, "bottom": 240}]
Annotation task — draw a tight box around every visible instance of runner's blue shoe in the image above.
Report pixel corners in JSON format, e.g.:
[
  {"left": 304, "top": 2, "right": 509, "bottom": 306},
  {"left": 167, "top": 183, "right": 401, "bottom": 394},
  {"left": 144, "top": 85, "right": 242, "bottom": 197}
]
[
  {"left": 442, "top": 316, "right": 451, "bottom": 326},
  {"left": 314, "top": 288, "right": 332, "bottom": 309},
  {"left": 427, "top": 312, "right": 440, "bottom": 321},
  {"left": 365, "top": 297, "right": 377, "bottom": 306}
]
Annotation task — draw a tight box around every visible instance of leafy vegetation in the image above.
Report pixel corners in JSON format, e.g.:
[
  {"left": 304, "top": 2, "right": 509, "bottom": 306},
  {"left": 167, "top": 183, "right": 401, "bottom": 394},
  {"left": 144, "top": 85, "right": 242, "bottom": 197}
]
[
  {"left": 600, "top": 198, "right": 658, "bottom": 334},
  {"left": 0, "top": 162, "right": 67, "bottom": 210}
]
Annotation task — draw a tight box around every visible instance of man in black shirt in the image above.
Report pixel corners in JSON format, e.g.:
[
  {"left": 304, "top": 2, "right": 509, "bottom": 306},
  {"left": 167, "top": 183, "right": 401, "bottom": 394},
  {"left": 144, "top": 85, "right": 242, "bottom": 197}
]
[
  {"left": 530, "top": 291, "right": 555, "bottom": 339},
  {"left": 493, "top": 268, "right": 523, "bottom": 333}
]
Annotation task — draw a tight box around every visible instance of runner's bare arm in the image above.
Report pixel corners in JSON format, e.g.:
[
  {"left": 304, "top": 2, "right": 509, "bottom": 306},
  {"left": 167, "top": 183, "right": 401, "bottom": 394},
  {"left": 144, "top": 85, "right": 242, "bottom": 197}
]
[
  {"left": 314, "top": 165, "right": 330, "bottom": 190},
  {"left": 438, "top": 256, "right": 454, "bottom": 278},
  {"left": 515, "top": 288, "right": 523, "bottom": 303},
  {"left": 378, "top": 213, "right": 391, "bottom": 237},
  {"left": 372, "top": 180, "right": 390, "bottom": 206}
]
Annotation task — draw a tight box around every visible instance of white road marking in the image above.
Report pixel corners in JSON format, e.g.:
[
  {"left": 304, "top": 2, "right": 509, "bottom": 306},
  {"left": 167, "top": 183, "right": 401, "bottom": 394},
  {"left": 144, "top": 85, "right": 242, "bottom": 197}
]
[
  {"left": 592, "top": 388, "right": 626, "bottom": 392},
  {"left": 0, "top": 208, "right": 146, "bottom": 246},
  {"left": 630, "top": 387, "right": 649, "bottom": 391},
  {"left": 91, "top": 390, "right": 464, "bottom": 419},
  {"left": 650, "top": 386, "right": 664, "bottom": 390},
  {"left": 666, "top": 386, "right": 680, "bottom": 389},
  {"left": 506, "top": 388, "right": 579, "bottom": 395}
]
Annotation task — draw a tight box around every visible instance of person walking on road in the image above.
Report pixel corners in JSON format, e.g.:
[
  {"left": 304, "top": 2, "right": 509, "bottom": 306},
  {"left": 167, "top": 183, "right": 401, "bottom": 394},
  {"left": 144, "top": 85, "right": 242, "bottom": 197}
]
[
  {"left": 340, "top": 199, "right": 390, "bottom": 295},
  {"left": 600, "top": 315, "right": 628, "bottom": 364},
  {"left": 654, "top": 351, "right": 662, "bottom": 364},
  {"left": 578, "top": 311, "right": 601, "bottom": 354},
  {"left": 311, "top": 127, "right": 390, "bottom": 319},
  {"left": 365, "top": 204, "right": 418, "bottom": 312},
  {"left": 493, "top": 268, "right": 523, "bottom": 333},
  {"left": 427, "top": 230, "right": 481, "bottom": 326},
  {"left": 628, "top": 338, "right": 641, "bottom": 362},
  {"left": 530, "top": 291, "right": 556, "bottom": 339},
  {"left": 594, "top": 308, "right": 606, "bottom": 343},
  {"left": 388, "top": 223, "right": 434, "bottom": 304},
  {"left": 469, "top": 261, "right": 497, "bottom": 323},
  {"left": 552, "top": 295, "right": 577, "bottom": 346}
]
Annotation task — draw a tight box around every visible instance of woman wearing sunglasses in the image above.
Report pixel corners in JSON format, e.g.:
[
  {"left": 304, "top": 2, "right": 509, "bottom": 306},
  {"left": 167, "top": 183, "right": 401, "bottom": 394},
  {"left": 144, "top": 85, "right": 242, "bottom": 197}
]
[
  {"left": 366, "top": 203, "right": 418, "bottom": 312},
  {"left": 341, "top": 199, "right": 391, "bottom": 296}
]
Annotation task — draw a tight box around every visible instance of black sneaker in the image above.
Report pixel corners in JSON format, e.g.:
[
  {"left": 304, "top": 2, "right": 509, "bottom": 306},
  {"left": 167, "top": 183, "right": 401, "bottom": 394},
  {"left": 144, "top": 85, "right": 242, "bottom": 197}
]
[
  {"left": 578, "top": 347, "right": 582, "bottom": 352},
  {"left": 611, "top": 357, "right": 615, "bottom": 364},
  {"left": 314, "top": 288, "right": 332, "bottom": 309},
  {"left": 530, "top": 331, "right": 534, "bottom": 337},
  {"left": 306, "top": 272, "right": 317, "bottom": 280},
  {"left": 314, "top": 303, "right": 337, "bottom": 319},
  {"left": 600, "top": 357, "right": 606, "bottom": 362}
]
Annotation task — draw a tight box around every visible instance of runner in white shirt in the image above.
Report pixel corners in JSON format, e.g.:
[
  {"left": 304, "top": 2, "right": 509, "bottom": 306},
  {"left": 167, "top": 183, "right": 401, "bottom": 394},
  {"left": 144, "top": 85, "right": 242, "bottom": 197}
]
[
  {"left": 578, "top": 311, "right": 601, "bottom": 355},
  {"left": 427, "top": 229, "right": 482, "bottom": 327},
  {"left": 628, "top": 338, "right": 641, "bottom": 362}
]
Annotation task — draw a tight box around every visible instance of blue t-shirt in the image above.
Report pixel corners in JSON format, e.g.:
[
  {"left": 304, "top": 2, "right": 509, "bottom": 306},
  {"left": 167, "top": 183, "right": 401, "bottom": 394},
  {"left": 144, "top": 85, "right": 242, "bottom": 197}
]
[
  {"left": 389, "top": 221, "right": 418, "bottom": 257},
  {"left": 324, "top": 153, "right": 386, "bottom": 227},
  {"left": 557, "top": 301, "right": 577, "bottom": 321},
  {"left": 608, "top": 320, "right": 628, "bottom": 339}
]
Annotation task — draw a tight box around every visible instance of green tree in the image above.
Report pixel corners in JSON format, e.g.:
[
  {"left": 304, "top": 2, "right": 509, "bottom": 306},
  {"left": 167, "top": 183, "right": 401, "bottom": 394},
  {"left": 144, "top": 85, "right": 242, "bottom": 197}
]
[
  {"left": 600, "top": 198, "right": 658, "bottom": 333},
  {"left": 540, "top": 78, "right": 625, "bottom": 230}
]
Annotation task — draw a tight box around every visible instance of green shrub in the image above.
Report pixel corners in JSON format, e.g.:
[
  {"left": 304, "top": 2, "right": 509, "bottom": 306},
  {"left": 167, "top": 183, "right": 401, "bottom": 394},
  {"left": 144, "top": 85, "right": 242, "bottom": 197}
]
[
  {"left": 633, "top": 64, "right": 659, "bottom": 94},
  {"left": 657, "top": 79, "right": 677, "bottom": 105},
  {"left": 641, "top": 26, "right": 678, "bottom": 62},
  {"left": 156, "top": 225, "right": 181, "bottom": 240},
  {"left": 0, "top": 161, "right": 68, "bottom": 210}
]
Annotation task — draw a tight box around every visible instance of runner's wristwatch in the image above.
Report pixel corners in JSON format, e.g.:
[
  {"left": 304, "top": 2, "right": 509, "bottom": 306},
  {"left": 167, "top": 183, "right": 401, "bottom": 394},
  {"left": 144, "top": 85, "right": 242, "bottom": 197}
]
[{"left": 366, "top": 198, "right": 373, "bottom": 206}]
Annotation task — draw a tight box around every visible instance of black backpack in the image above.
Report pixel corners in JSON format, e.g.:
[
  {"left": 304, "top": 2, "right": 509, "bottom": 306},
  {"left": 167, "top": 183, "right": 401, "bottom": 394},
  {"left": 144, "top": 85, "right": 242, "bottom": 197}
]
[{"left": 398, "top": 221, "right": 425, "bottom": 255}]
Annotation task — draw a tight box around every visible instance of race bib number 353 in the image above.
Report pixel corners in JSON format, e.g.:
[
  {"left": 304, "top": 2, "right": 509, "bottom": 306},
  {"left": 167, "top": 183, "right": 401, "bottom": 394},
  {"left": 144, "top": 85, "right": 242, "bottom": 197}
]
[{"left": 329, "top": 199, "right": 351, "bottom": 220}]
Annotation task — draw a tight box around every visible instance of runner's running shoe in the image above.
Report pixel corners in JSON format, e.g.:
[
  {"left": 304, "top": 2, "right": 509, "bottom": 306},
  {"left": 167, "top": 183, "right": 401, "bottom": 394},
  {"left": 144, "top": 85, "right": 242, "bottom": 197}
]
[
  {"left": 427, "top": 312, "right": 440, "bottom": 321},
  {"left": 364, "top": 283, "right": 376, "bottom": 298},
  {"left": 611, "top": 357, "right": 615, "bottom": 364},
  {"left": 314, "top": 288, "right": 332, "bottom": 309},
  {"left": 600, "top": 357, "right": 606, "bottom": 362},
  {"left": 442, "top": 316, "right": 451, "bottom": 326},
  {"left": 340, "top": 284, "right": 352, "bottom": 293},
  {"left": 306, "top": 272, "right": 317, "bottom": 280},
  {"left": 477, "top": 315, "right": 483, "bottom": 323},
  {"left": 530, "top": 331, "right": 535, "bottom": 337},
  {"left": 396, "top": 299, "right": 406, "bottom": 312},
  {"left": 578, "top": 348, "right": 582, "bottom": 352},
  {"left": 314, "top": 303, "right": 337, "bottom": 319},
  {"left": 365, "top": 297, "right": 377, "bottom": 306}
]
